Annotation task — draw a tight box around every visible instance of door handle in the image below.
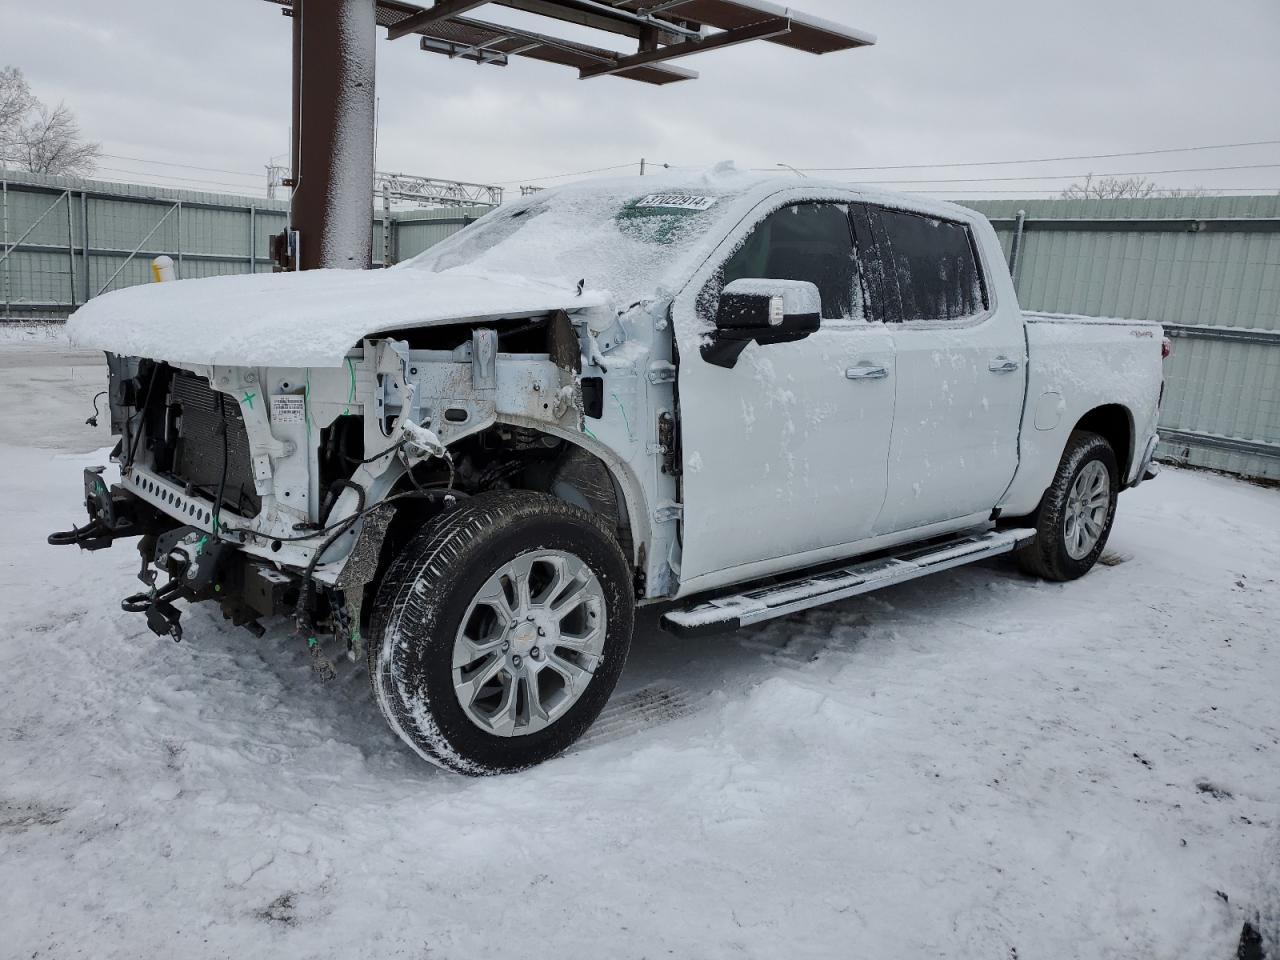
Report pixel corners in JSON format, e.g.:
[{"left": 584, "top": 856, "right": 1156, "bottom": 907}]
[
  {"left": 989, "top": 357, "right": 1021, "bottom": 374},
  {"left": 846, "top": 364, "right": 889, "bottom": 381}
]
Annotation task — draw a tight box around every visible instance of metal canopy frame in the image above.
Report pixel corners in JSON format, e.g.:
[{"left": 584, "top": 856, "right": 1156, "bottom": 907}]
[
  {"left": 266, "top": 0, "right": 872, "bottom": 270},
  {"left": 272, "top": 0, "right": 874, "bottom": 85}
]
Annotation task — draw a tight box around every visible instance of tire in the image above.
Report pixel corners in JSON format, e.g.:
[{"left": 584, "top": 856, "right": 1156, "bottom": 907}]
[
  {"left": 367, "top": 490, "right": 634, "bottom": 775},
  {"left": 1016, "top": 430, "right": 1119, "bottom": 582}
]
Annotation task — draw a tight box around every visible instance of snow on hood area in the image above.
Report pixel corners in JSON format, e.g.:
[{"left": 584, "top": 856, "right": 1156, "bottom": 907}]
[{"left": 66, "top": 267, "right": 607, "bottom": 368}]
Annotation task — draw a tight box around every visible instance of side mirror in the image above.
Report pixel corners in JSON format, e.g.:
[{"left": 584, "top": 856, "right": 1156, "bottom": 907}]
[{"left": 703, "top": 278, "right": 822, "bottom": 368}]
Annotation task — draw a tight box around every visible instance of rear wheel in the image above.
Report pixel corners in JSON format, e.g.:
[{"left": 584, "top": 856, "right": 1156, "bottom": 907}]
[
  {"left": 368, "top": 491, "right": 634, "bottom": 775},
  {"left": 1017, "top": 430, "right": 1119, "bottom": 582}
]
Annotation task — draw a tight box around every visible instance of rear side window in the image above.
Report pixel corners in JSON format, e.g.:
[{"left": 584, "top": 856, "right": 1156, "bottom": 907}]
[
  {"left": 720, "top": 203, "right": 859, "bottom": 320},
  {"left": 876, "top": 210, "right": 988, "bottom": 322}
]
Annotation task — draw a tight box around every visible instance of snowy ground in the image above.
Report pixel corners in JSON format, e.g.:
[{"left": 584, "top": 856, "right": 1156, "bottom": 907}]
[{"left": 2, "top": 336, "right": 1277, "bottom": 959}]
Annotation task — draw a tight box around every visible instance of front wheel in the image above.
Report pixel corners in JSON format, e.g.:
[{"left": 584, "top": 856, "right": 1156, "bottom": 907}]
[
  {"left": 1017, "top": 430, "right": 1119, "bottom": 582},
  {"left": 368, "top": 491, "right": 635, "bottom": 775}
]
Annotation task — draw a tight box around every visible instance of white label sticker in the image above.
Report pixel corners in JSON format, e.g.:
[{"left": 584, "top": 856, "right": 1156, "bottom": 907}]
[
  {"left": 635, "top": 193, "right": 718, "bottom": 212},
  {"left": 768, "top": 296, "right": 786, "bottom": 326},
  {"left": 270, "top": 394, "right": 306, "bottom": 425}
]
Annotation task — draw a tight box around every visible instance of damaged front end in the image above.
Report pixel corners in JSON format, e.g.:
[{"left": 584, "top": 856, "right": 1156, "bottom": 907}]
[{"left": 51, "top": 305, "right": 657, "bottom": 662}]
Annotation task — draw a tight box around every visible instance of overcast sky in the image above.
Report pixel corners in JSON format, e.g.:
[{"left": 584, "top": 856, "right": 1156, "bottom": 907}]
[{"left": 5, "top": 0, "right": 1279, "bottom": 200}]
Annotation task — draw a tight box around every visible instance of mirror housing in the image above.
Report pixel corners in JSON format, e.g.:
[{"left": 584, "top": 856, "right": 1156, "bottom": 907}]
[{"left": 703, "top": 278, "right": 822, "bottom": 368}]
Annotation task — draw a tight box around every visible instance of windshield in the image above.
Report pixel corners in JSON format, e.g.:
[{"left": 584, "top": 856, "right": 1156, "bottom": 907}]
[{"left": 400, "top": 181, "right": 753, "bottom": 306}]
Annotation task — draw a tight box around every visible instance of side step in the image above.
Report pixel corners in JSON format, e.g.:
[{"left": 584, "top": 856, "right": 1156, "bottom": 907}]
[{"left": 661, "top": 528, "right": 1037, "bottom": 638}]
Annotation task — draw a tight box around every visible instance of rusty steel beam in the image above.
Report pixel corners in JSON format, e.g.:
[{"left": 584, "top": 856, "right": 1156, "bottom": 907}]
[
  {"left": 386, "top": 0, "right": 491, "bottom": 40},
  {"left": 289, "top": 0, "right": 377, "bottom": 270},
  {"left": 579, "top": 15, "right": 789, "bottom": 79}
]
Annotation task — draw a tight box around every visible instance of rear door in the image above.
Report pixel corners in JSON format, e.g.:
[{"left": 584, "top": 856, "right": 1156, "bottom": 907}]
[
  {"left": 858, "top": 204, "right": 1026, "bottom": 533},
  {"left": 675, "top": 200, "right": 896, "bottom": 586}
]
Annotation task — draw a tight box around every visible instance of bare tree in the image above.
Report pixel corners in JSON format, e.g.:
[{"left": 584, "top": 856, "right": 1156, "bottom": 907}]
[
  {"left": 0, "top": 66, "right": 34, "bottom": 152},
  {"left": 1060, "top": 174, "right": 1160, "bottom": 200},
  {"left": 1061, "top": 173, "right": 1208, "bottom": 200},
  {"left": 13, "top": 102, "right": 99, "bottom": 176},
  {"left": 0, "top": 65, "right": 98, "bottom": 176}
]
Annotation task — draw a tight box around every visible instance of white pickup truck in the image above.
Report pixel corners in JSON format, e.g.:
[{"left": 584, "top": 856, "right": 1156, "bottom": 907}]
[{"left": 60, "top": 168, "right": 1165, "bottom": 774}]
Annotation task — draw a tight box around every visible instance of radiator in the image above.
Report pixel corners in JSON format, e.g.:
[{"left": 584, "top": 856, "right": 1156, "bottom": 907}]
[{"left": 168, "top": 373, "right": 262, "bottom": 518}]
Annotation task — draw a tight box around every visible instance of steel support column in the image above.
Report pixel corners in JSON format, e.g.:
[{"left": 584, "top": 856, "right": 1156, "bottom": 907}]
[
  {"left": 1008, "top": 209, "right": 1026, "bottom": 293},
  {"left": 79, "top": 191, "right": 90, "bottom": 302},
  {"left": 2, "top": 176, "right": 8, "bottom": 319},
  {"left": 381, "top": 183, "right": 392, "bottom": 267},
  {"left": 66, "top": 191, "right": 77, "bottom": 307},
  {"left": 290, "top": 0, "right": 377, "bottom": 270}
]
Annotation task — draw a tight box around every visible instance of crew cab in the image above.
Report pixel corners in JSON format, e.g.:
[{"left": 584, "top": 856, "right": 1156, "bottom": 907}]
[{"left": 58, "top": 168, "right": 1164, "bottom": 774}]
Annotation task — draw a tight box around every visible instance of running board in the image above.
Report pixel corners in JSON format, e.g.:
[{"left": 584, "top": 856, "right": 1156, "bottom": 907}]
[{"left": 661, "top": 528, "right": 1038, "bottom": 638}]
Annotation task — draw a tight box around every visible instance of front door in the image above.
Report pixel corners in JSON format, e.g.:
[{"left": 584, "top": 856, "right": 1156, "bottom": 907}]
[{"left": 675, "top": 201, "right": 896, "bottom": 586}]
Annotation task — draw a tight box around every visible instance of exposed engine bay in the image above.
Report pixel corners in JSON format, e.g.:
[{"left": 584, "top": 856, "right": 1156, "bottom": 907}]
[{"left": 51, "top": 307, "right": 670, "bottom": 660}]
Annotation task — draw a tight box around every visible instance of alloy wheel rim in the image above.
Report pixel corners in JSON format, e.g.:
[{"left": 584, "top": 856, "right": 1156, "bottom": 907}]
[
  {"left": 452, "top": 549, "right": 606, "bottom": 737},
  {"left": 1063, "top": 460, "right": 1110, "bottom": 560}
]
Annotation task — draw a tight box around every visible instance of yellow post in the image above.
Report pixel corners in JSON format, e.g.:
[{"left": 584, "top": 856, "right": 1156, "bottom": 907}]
[{"left": 151, "top": 255, "right": 176, "bottom": 282}]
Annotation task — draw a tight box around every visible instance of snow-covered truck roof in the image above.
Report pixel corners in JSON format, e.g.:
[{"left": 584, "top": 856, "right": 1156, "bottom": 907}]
[{"left": 68, "top": 167, "right": 982, "bottom": 367}]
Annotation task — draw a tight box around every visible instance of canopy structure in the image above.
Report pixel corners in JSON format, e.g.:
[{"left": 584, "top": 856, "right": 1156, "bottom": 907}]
[
  {"left": 265, "top": 0, "right": 874, "bottom": 269},
  {"left": 376, "top": 0, "right": 875, "bottom": 84}
]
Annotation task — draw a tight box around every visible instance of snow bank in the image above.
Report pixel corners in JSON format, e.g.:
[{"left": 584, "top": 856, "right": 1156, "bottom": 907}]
[{"left": 0, "top": 321, "right": 69, "bottom": 346}]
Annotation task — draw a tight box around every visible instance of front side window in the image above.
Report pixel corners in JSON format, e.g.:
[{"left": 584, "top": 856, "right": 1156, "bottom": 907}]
[
  {"left": 876, "top": 209, "right": 988, "bottom": 322},
  {"left": 720, "top": 203, "right": 860, "bottom": 320}
]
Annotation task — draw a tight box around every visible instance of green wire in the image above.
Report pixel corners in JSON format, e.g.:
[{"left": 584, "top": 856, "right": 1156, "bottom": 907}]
[
  {"left": 304, "top": 370, "right": 313, "bottom": 448},
  {"left": 344, "top": 358, "right": 356, "bottom": 416},
  {"left": 611, "top": 393, "right": 634, "bottom": 441}
]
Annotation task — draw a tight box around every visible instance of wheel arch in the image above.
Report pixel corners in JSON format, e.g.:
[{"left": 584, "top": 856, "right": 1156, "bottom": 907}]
[
  {"left": 491, "top": 414, "right": 649, "bottom": 569},
  {"left": 1072, "top": 403, "right": 1135, "bottom": 482},
  {"left": 366, "top": 418, "right": 650, "bottom": 613}
]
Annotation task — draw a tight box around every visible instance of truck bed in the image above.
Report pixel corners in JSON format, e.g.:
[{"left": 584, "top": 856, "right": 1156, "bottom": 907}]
[{"left": 996, "top": 310, "right": 1164, "bottom": 517}]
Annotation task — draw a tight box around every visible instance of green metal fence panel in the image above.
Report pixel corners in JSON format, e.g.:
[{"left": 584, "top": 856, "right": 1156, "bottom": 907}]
[
  {"left": 1, "top": 171, "right": 491, "bottom": 311},
  {"left": 964, "top": 195, "right": 1280, "bottom": 481},
  {"left": 393, "top": 207, "right": 488, "bottom": 261},
  {"left": 0, "top": 170, "right": 299, "bottom": 316}
]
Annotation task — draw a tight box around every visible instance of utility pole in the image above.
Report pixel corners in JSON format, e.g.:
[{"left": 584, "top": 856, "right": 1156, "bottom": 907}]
[{"left": 640, "top": 158, "right": 646, "bottom": 176}]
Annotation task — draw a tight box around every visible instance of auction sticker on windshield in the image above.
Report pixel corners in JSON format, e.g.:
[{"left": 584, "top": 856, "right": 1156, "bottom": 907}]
[{"left": 635, "top": 194, "right": 718, "bottom": 211}]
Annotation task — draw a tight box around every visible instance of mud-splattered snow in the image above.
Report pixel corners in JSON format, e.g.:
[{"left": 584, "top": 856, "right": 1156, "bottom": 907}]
[{"left": 2, "top": 340, "right": 1277, "bottom": 959}]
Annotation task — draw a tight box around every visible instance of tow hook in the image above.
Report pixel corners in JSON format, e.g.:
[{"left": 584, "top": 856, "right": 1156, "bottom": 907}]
[
  {"left": 48, "top": 467, "right": 147, "bottom": 551},
  {"left": 121, "top": 526, "right": 231, "bottom": 643},
  {"left": 122, "top": 585, "right": 185, "bottom": 643}
]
